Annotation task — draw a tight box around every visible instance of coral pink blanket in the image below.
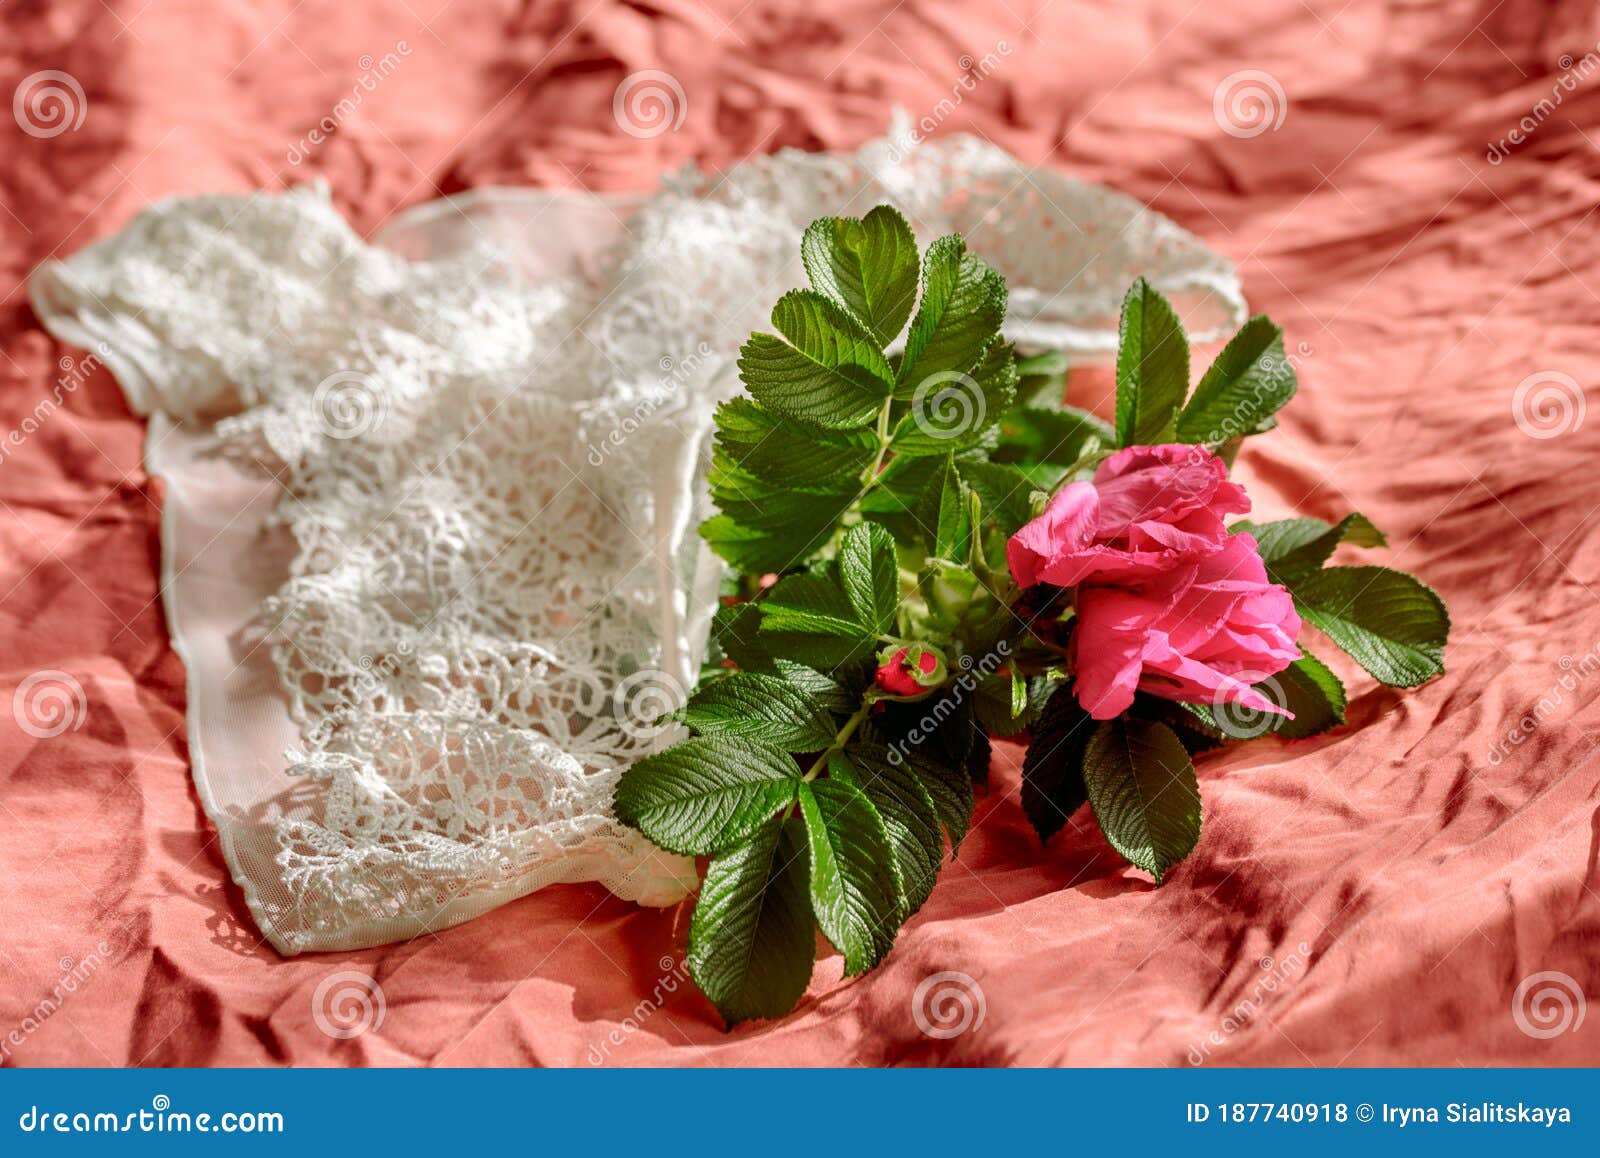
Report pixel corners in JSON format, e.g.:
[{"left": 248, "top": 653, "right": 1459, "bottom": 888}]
[{"left": 3, "top": 0, "right": 1598, "bottom": 1066}]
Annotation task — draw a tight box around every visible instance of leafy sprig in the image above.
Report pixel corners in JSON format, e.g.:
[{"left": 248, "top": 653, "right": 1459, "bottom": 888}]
[
  {"left": 611, "top": 208, "right": 1450, "bottom": 1027},
  {"left": 703, "top": 204, "right": 1024, "bottom": 577},
  {"left": 1018, "top": 280, "right": 1450, "bottom": 878},
  {"left": 620, "top": 523, "right": 979, "bottom": 1023}
]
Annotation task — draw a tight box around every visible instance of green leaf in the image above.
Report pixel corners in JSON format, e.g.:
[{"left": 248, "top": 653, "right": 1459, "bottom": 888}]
[
  {"left": 801, "top": 206, "right": 920, "bottom": 347},
  {"left": 709, "top": 600, "right": 766, "bottom": 670},
  {"left": 758, "top": 571, "right": 863, "bottom": 637},
  {"left": 1083, "top": 717, "right": 1202, "bottom": 882},
  {"left": 799, "top": 776, "right": 901, "bottom": 975},
  {"left": 994, "top": 404, "right": 1112, "bottom": 468},
  {"left": 702, "top": 463, "right": 856, "bottom": 573},
  {"left": 769, "top": 660, "right": 857, "bottom": 715},
  {"left": 1141, "top": 696, "right": 1229, "bottom": 755},
  {"left": 1290, "top": 565, "right": 1449, "bottom": 687},
  {"left": 755, "top": 571, "right": 879, "bottom": 669},
  {"left": 614, "top": 736, "right": 801, "bottom": 856},
  {"left": 1113, "top": 278, "right": 1190, "bottom": 447},
  {"left": 753, "top": 628, "right": 876, "bottom": 672},
  {"left": 973, "top": 671, "right": 1038, "bottom": 736},
  {"left": 680, "top": 671, "right": 842, "bottom": 750},
  {"left": 687, "top": 816, "right": 816, "bottom": 1026},
  {"left": 966, "top": 729, "right": 992, "bottom": 786},
  {"left": 901, "top": 747, "right": 974, "bottom": 854},
  {"left": 1015, "top": 349, "right": 1069, "bottom": 380},
  {"left": 1021, "top": 685, "right": 1094, "bottom": 842},
  {"left": 698, "top": 517, "right": 798, "bottom": 576},
  {"left": 914, "top": 455, "right": 971, "bottom": 562},
  {"left": 1264, "top": 651, "right": 1347, "bottom": 739},
  {"left": 1235, "top": 513, "right": 1387, "bottom": 584},
  {"left": 837, "top": 521, "right": 900, "bottom": 637},
  {"left": 855, "top": 719, "right": 973, "bottom": 852},
  {"left": 700, "top": 513, "right": 844, "bottom": 575},
  {"left": 1015, "top": 350, "right": 1069, "bottom": 411},
  {"left": 833, "top": 749, "right": 943, "bottom": 919},
  {"left": 897, "top": 235, "right": 1007, "bottom": 392},
  {"left": 858, "top": 454, "right": 942, "bottom": 541},
  {"left": 889, "top": 339, "right": 1016, "bottom": 456},
  {"left": 956, "top": 460, "right": 1039, "bottom": 536},
  {"left": 712, "top": 398, "right": 877, "bottom": 489},
  {"left": 1175, "top": 316, "right": 1297, "bottom": 445},
  {"left": 1172, "top": 651, "right": 1347, "bottom": 742},
  {"left": 770, "top": 290, "right": 893, "bottom": 385},
  {"left": 738, "top": 332, "right": 883, "bottom": 429},
  {"left": 739, "top": 291, "right": 893, "bottom": 429}
]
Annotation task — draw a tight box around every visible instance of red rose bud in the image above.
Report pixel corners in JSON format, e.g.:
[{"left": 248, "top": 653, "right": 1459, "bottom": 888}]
[{"left": 874, "top": 644, "right": 948, "bottom": 699}]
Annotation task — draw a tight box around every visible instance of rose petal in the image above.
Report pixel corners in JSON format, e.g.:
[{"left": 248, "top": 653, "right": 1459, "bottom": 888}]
[{"left": 1006, "top": 482, "right": 1098, "bottom": 588}]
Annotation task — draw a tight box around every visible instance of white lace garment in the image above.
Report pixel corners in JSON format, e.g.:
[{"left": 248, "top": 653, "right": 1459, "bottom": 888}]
[{"left": 29, "top": 126, "right": 1245, "bottom": 954}]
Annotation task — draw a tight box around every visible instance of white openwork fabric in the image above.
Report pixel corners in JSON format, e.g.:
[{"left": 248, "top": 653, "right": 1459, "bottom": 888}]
[{"left": 29, "top": 124, "right": 1244, "bottom": 954}]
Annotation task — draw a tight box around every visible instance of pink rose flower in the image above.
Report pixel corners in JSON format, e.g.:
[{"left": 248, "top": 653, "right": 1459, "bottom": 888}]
[
  {"left": 874, "top": 644, "right": 947, "bottom": 699},
  {"left": 1006, "top": 444, "right": 1250, "bottom": 589},
  {"left": 1070, "top": 532, "right": 1302, "bottom": 720}
]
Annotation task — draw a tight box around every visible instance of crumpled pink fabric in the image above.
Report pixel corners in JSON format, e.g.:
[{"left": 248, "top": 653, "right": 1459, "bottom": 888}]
[
  {"left": 3, "top": 0, "right": 1599, "bottom": 1068},
  {"left": 1007, "top": 445, "right": 1249, "bottom": 588},
  {"left": 1072, "top": 532, "right": 1302, "bottom": 719}
]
